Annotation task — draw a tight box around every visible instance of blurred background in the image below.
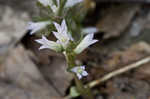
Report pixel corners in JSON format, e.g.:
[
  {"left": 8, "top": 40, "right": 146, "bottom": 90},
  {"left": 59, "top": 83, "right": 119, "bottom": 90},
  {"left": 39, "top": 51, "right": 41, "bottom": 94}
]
[{"left": 1, "top": 0, "right": 150, "bottom": 99}]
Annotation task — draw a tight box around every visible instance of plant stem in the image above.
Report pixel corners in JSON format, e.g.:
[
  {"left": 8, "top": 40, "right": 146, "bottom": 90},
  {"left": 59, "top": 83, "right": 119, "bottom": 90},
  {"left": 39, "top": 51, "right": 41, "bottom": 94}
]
[
  {"left": 64, "top": 52, "right": 94, "bottom": 99},
  {"left": 74, "top": 74, "right": 94, "bottom": 99}
]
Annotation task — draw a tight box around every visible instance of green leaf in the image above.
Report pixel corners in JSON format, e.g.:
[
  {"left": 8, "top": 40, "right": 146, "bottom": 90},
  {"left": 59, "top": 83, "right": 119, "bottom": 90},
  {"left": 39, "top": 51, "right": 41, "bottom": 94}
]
[{"left": 69, "top": 86, "right": 80, "bottom": 98}]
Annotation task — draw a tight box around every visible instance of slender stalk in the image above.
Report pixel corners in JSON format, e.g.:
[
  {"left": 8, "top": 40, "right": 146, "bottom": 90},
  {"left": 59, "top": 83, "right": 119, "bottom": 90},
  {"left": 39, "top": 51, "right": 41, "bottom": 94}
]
[
  {"left": 87, "top": 56, "right": 150, "bottom": 88},
  {"left": 74, "top": 74, "right": 94, "bottom": 99},
  {"left": 64, "top": 52, "right": 94, "bottom": 99}
]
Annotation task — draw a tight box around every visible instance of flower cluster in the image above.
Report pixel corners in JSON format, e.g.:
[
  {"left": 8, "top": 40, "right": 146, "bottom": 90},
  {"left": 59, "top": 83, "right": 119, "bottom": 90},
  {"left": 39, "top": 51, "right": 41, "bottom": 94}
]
[
  {"left": 34, "top": 20, "right": 98, "bottom": 53},
  {"left": 53, "top": 20, "right": 72, "bottom": 49},
  {"left": 28, "top": 19, "right": 98, "bottom": 79},
  {"left": 38, "top": 0, "right": 83, "bottom": 15},
  {"left": 35, "top": 20, "right": 72, "bottom": 51},
  {"left": 27, "top": 0, "right": 84, "bottom": 35}
]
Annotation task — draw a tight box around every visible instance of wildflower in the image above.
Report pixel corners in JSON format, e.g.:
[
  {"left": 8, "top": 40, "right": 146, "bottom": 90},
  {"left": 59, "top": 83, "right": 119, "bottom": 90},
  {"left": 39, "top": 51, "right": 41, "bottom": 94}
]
[
  {"left": 35, "top": 35, "right": 62, "bottom": 52},
  {"left": 74, "top": 33, "right": 98, "bottom": 54},
  {"left": 50, "top": 0, "right": 60, "bottom": 13},
  {"left": 27, "top": 21, "right": 51, "bottom": 35},
  {"left": 82, "top": 27, "right": 98, "bottom": 34},
  {"left": 53, "top": 20, "right": 72, "bottom": 49},
  {"left": 71, "top": 66, "right": 88, "bottom": 79},
  {"left": 38, "top": 0, "right": 59, "bottom": 14},
  {"left": 38, "top": 0, "right": 53, "bottom": 6},
  {"left": 65, "top": 0, "right": 83, "bottom": 8}
]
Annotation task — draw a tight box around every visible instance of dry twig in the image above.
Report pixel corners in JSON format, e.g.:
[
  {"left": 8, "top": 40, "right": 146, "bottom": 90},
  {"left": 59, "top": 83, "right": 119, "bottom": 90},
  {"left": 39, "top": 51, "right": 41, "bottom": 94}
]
[{"left": 87, "top": 56, "right": 150, "bottom": 88}]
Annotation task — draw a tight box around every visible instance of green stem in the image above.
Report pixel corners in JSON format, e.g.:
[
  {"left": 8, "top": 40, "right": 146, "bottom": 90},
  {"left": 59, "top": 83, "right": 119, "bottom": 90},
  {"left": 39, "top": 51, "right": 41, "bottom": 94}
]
[
  {"left": 74, "top": 74, "right": 94, "bottom": 99},
  {"left": 64, "top": 52, "right": 94, "bottom": 99}
]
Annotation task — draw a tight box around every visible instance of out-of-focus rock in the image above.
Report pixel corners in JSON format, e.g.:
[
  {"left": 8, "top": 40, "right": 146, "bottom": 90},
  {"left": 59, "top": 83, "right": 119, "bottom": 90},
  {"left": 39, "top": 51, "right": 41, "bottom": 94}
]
[
  {"left": 40, "top": 57, "right": 73, "bottom": 96},
  {"left": 101, "top": 42, "right": 150, "bottom": 71},
  {"left": 129, "top": 6, "right": 150, "bottom": 37},
  {"left": 97, "top": 4, "right": 140, "bottom": 39},
  {"left": 0, "top": 81, "right": 32, "bottom": 99},
  {"left": 0, "top": 45, "right": 61, "bottom": 99},
  {"left": 106, "top": 77, "right": 150, "bottom": 99},
  {"left": 0, "top": 81, "right": 62, "bottom": 99},
  {"left": 22, "top": 36, "right": 73, "bottom": 96},
  {"left": 0, "top": 6, "right": 29, "bottom": 40},
  {"left": 0, "top": 0, "right": 37, "bottom": 15},
  {"left": 129, "top": 16, "right": 145, "bottom": 37},
  {"left": 0, "top": 6, "right": 30, "bottom": 61}
]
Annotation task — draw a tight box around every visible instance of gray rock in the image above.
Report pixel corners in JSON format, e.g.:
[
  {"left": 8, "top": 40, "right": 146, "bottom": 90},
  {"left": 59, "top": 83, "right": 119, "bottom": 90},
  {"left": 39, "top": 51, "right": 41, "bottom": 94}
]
[
  {"left": 40, "top": 57, "right": 73, "bottom": 96},
  {"left": 97, "top": 4, "right": 140, "bottom": 39},
  {"left": 0, "top": 45, "right": 61, "bottom": 99},
  {"left": 0, "top": 0, "right": 39, "bottom": 62},
  {"left": 0, "top": 5, "right": 30, "bottom": 62}
]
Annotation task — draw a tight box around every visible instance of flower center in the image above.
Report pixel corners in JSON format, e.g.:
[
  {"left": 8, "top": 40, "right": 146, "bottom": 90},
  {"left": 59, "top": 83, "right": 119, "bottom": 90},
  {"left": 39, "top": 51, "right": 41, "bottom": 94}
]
[
  {"left": 77, "top": 68, "right": 83, "bottom": 74},
  {"left": 61, "top": 37, "right": 67, "bottom": 43}
]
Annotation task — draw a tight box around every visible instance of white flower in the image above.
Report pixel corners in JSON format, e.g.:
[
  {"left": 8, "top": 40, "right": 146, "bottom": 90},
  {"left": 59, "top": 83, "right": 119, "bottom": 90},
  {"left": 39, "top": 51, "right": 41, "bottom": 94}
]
[
  {"left": 74, "top": 33, "right": 98, "bottom": 54},
  {"left": 38, "top": 0, "right": 59, "bottom": 14},
  {"left": 65, "top": 0, "right": 83, "bottom": 8},
  {"left": 38, "top": 0, "right": 53, "bottom": 6},
  {"left": 53, "top": 20, "right": 72, "bottom": 49},
  {"left": 71, "top": 66, "right": 88, "bottom": 79},
  {"left": 51, "top": 0, "right": 60, "bottom": 13},
  {"left": 82, "top": 27, "right": 98, "bottom": 34},
  {"left": 27, "top": 21, "right": 51, "bottom": 35},
  {"left": 35, "top": 35, "right": 62, "bottom": 52}
]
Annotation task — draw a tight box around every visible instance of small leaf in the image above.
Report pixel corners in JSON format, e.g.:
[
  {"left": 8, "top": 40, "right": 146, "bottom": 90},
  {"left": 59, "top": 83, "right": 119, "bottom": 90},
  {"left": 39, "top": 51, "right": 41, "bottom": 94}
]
[{"left": 69, "top": 86, "right": 80, "bottom": 98}]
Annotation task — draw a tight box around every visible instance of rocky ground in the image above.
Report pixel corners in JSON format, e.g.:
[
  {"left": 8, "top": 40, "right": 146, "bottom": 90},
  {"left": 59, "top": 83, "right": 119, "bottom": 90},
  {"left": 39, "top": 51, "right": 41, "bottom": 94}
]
[{"left": 1, "top": 0, "right": 150, "bottom": 99}]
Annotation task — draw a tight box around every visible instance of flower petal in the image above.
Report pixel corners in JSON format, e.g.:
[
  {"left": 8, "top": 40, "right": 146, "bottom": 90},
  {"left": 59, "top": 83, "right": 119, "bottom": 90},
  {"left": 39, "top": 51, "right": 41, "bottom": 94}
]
[
  {"left": 77, "top": 73, "right": 82, "bottom": 79},
  {"left": 82, "top": 27, "right": 98, "bottom": 34},
  {"left": 27, "top": 21, "right": 50, "bottom": 35},
  {"left": 82, "top": 71, "right": 88, "bottom": 76},
  {"left": 38, "top": 0, "right": 52, "bottom": 6},
  {"left": 80, "top": 66, "right": 85, "bottom": 70},
  {"left": 53, "top": 22, "right": 61, "bottom": 33},
  {"left": 61, "top": 19, "right": 67, "bottom": 34},
  {"left": 52, "top": 31, "right": 60, "bottom": 40},
  {"left": 90, "top": 39, "right": 98, "bottom": 45},
  {"left": 74, "top": 33, "right": 98, "bottom": 54},
  {"left": 56, "top": 0, "right": 60, "bottom": 6},
  {"left": 71, "top": 67, "right": 78, "bottom": 73},
  {"left": 65, "top": 0, "right": 83, "bottom": 8},
  {"left": 52, "top": 20, "right": 71, "bottom": 48},
  {"left": 51, "top": 5, "right": 58, "bottom": 13},
  {"left": 35, "top": 35, "right": 62, "bottom": 52}
]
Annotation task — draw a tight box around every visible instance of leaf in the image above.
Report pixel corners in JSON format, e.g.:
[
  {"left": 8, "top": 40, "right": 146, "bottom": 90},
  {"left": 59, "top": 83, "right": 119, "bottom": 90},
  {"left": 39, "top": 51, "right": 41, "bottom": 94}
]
[{"left": 69, "top": 86, "right": 80, "bottom": 98}]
